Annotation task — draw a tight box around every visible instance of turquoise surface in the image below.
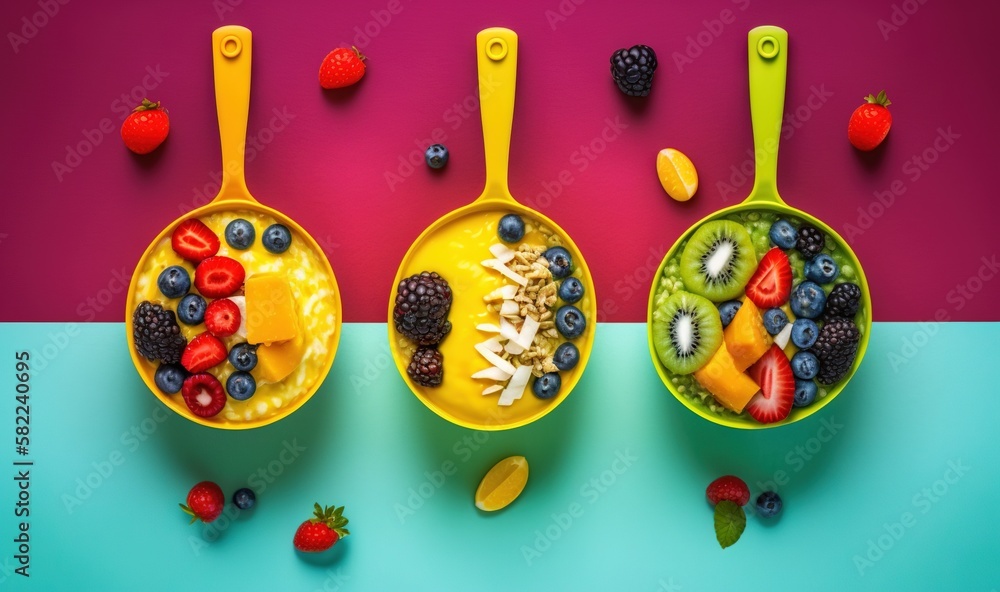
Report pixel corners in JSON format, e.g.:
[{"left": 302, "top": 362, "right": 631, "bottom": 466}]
[{"left": 0, "top": 323, "right": 997, "bottom": 591}]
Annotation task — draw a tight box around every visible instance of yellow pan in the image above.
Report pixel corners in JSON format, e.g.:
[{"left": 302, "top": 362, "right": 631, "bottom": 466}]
[
  {"left": 647, "top": 26, "right": 872, "bottom": 429},
  {"left": 388, "top": 28, "right": 597, "bottom": 431},
  {"left": 125, "top": 26, "right": 342, "bottom": 430}
]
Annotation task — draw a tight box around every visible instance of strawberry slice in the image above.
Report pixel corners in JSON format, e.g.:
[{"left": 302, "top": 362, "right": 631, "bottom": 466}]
[
  {"left": 181, "top": 373, "right": 226, "bottom": 417},
  {"left": 172, "top": 219, "right": 220, "bottom": 263},
  {"left": 745, "top": 248, "right": 792, "bottom": 308},
  {"left": 204, "top": 299, "right": 241, "bottom": 337},
  {"left": 745, "top": 344, "right": 795, "bottom": 424},
  {"left": 194, "top": 256, "right": 245, "bottom": 298},
  {"left": 180, "top": 333, "right": 228, "bottom": 373}
]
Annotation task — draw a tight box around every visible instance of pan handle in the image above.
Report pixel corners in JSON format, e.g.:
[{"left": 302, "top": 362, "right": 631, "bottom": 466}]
[
  {"left": 746, "top": 25, "right": 787, "bottom": 205},
  {"left": 475, "top": 28, "right": 518, "bottom": 203},
  {"left": 211, "top": 26, "right": 257, "bottom": 203}
]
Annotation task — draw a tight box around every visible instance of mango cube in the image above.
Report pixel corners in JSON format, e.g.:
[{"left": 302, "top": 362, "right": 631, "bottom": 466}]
[
  {"left": 693, "top": 341, "right": 760, "bottom": 413},
  {"left": 724, "top": 299, "right": 772, "bottom": 372},
  {"left": 245, "top": 273, "right": 299, "bottom": 345},
  {"left": 256, "top": 335, "right": 306, "bottom": 383}
]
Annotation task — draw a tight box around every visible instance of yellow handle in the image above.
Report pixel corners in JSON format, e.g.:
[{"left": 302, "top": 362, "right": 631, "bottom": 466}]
[
  {"left": 211, "top": 26, "right": 256, "bottom": 203},
  {"left": 475, "top": 28, "right": 518, "bottom": 202},
  {"left": 746, "top": 25, "right": 788, "bottom": 205}
]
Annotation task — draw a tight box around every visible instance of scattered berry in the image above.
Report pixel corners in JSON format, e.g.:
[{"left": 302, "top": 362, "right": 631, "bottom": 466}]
[
  {"left": 180, "top": 481, "right": 225, "bottom": 523},
  {"left": 790, "top": 351, "right": 819, "bottom": 380},
  {"left": 121, "top": 99, "right": 170, "bottom": 154},
  {"left": 543, "top": 247, "right": 573, "bottom": 279},
  {"left": 154, "top": 363, "right": 187, "bottom": 394},
  {"left": 261, "top": 224, "right": 292, "bottom": 254},
  {"left": 558, "top": 277, "right": 584, "bottom": 304},
  {"left": 791, "top": 318, "right": 819, "bottom": 349},
  {"left": 497, "top": 214, "right": 525, "bottom": 243},
  {"left": 194, "top": 256, "right": 245, "bottom": 298},
  {"left": 228, "top": 342, "right": 258, "bottom": 372},
  {"left": 848, "top": 90, "right": 892, "bottom": 151},
  {"left": 233, "top": 488, "right": 256, "bottom": 511},
  {"left": 181, "top": 373, "right": 226, "bottom": 417},
  {"left": 746, "top": 345, "right": 795, "bottom": 424},
  {"left": 171, "top": 219, "right": 220, "bottom": 263},
  {"left": 610, "top": 44, "right": 657, "bottom": 97},
  {"left": 793, "top": 379, "right": 818, "bottom": 407},
  {"left": 706, "top": 475, "right": 750, "bottom": 506},
  {"left": 795, "top": 224, "right": 826, "bottom": 259},
  {"left": 293, "top": 504, "right": 350, "bottom": 553},
  {"left": 755, "top": 491, "right": 783, "bottom": 518},
  {"left": 204, "top": 298, "right": 241, "bottom": 337},
  {"left": 745, "top": 248, "right": 793, "bottom": 308},
  {"left": 177, "top": 294, "right": 207, "bottom": 325},
  {"left": 424, "top": 144, "right": 449, "bottom": 169},
  {"left": 225, "top": 219, "right": 255, "bottom": 250},
  {"left": 180, "top": 332, "right": 228, "bottom": 373},
  {"left": 407, "top": 346, "right": 443, "bottom": 387},
  {"left": 809, "top": 318, "right": 861, "bottom": 385},
  {"left": 226, "top": 371, "right": 257, "bottom": 400},
  {"left": 717, "top": 300, "right": 742, "bottom": 328},
  {"left": 132, "top": 301, "right": 186, "bottom": 363},
  {"left": 553, "top": 343, "right": 580, "bottom": 371},
  {"left": 157, "top": 266, "right": 191, "bottom": 299},
  {"left": 393, "top": 272, "right": 452, "bottom": 346},
  {"left": 532, "top": 372, "right": 561, "bottom": 399},
  {"left": 823, "top": 282, "right": 862, "bottom": 321},
  {"left": 768, "top": 219, "right": 798, "bottom": 249},
  {"left": 555, "top": 305, "right": 586, "bottom": 339},
  {"left": 789, "top": 281, "right": 827, "bottom": 319},
  {"left": 762, "top": 308, "right": 789, "bottom": 335},
  {"left": 319, "top": 47, "right": 366, "bottom": 89},
  {"left": 805, "top": 254, "right": 840, "bottom": 284}
]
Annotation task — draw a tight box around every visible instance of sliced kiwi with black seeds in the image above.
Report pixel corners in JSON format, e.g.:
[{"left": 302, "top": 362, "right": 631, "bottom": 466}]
[
  {"left": 680, "top": 220, "right": 756, "bottom": 301},
  {"left": 652, "top": 290, "right": 722, "bottom": 375}
]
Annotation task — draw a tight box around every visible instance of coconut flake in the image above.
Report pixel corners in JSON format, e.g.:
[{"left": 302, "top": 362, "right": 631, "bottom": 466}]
[
  {"left": 484, "top": 285, "right": 519, "bottom": 301},
  {"left": 480, "top": 337, "right": 503, "bottom": 353},
  {"left": 499, "top": 317, "right": 520, "bottom": 342},
  {"left": 481, "top": 259, "right": 528, "bottom": 286},
  {"left": 489, "top": 243, "right": 516, "bottom": 264},
  {"left": 498, "top": 365, "right": 532, "bottom": 406},
  {"left": 472, "top": 366, "right": 513, "bottom": 381},
  {"left": 774, "top": 323, "right": 793, "bottom": 349},
  {"left": 504, "top": 340, "right": 525, "bottom": 355},
  {"left": 514, "top": 316, "right": 540, "bottom": 350},
  {"left": 481, "top": 385, "right": 503, "bottom": 396},
  {"left": 474, "top": 342, "right": 517, "bottom": 375},
  {"left": 500, "top": 300, "right": 519, "bottom": 316},
  {"left": 477, "top": 323, "right": 502, "bottom": 333}
]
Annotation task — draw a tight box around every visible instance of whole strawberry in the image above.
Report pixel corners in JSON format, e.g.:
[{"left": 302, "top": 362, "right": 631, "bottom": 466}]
[
  {"left": 180, "top": 481, "right": 225, "bottom": 524},
  {"left": 319, "top": 47, "right": 366, "bottom": 89},
  {"left": 706, "top": 475, "right": 749, "bottom": 549},
  {"left": 848, "top": 90, "right": 892, "bottom": 151},
  {"left": 293, "top": 503, "right": 350, "bottom": 552},
  {"left": 121, "top": 99, "right": 170, "bottom": 154}
]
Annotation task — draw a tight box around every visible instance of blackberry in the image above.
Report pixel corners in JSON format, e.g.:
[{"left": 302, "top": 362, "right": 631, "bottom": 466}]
[
  {"left": 394, "top": 271, "right": 452, "bottom": 346},
  {"left": 610, "top": 45, "right": 658, "bottom": 97},
  {"left": 407, "top": 347, "right": 443, "bottom": 387},
  {"left": 132, "top": 301, "right": 186, "bottom": 363},
  {"left": 809, "top": 318, "right": 861, "bottom": 385},
  {"left": 823, "top": 282, "right": 862, "bottom": 321},
  {"left": 795, "top": 223, "right": 826, "bottom": 259}
]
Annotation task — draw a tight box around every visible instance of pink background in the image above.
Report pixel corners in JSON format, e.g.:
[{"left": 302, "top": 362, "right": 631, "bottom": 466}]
[{"left": 2, "top": 0, "right": 997, "bottom": 323}]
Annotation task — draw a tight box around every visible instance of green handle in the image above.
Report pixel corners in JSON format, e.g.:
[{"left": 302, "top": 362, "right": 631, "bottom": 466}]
[{"left": 746, "top": 26, "right": 788, "bottom": 205}]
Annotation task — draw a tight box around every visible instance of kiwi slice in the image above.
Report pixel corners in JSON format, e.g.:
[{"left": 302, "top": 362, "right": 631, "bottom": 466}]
[
  {"left": 652, "top": 290, "right": 722, "bottom": 375},
  {"left": 680, "top": 220, "right": 756, "bottom": 301}
]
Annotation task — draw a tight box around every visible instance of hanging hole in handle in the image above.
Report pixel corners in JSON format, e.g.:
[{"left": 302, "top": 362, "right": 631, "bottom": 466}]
[
  {"left": 486, "top": 37, "right": 508, "bottom": 61},
  {"left": 221, "top": 35, "right": 242, "bottom": 58},
  {"left": 757, "top": 36, "right": 779, "bottom": 59}
]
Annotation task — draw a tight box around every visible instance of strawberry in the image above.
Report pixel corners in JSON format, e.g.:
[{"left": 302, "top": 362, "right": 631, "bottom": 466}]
[
  {"left": 181, "top": 373, "right": 226, "bottom": 417},
  {"left": 121, "top": 98, "right": 170, "bottom": 154},
  {"left": 181, "top": 333, "right": 227, "bottom": 373},
  {"left": 194, "top": 256, "right": 245, "bottom": 298},
  {"left": 848, "top": 90, "right": 892, "bottom": 151},
  {"left": 172, "top": 219, "right": 220, "bottom": 263},
  {"left": 293, "top": 503, "right": 350, "bottom": 552},
  {"left": 745, "top": 248, "right": 792, "bottom": 308},
  {"left": 204, "top": 299, "right": 240, "bottom": 337},
  {"left": 180, "top": 481, "right": 225, "bottom": 523},
  {"left": 746, "top": 344, "right": 795, "bottom": 423},
  {"left": 319, "top": 47, "right": 366, "bottom": 89},
  {"left": 706, "top": 475, "right": 750, "bottom": 506}
]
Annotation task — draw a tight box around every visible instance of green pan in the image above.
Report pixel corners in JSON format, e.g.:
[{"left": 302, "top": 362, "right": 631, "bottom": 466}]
[{"left": 647, "top": 26, "right": 872, "bottom": 429}]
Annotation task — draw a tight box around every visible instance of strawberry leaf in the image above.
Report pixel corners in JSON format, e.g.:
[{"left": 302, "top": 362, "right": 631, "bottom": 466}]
[{"left": 714, "top": 500, "right": 746, "bottom": 549}]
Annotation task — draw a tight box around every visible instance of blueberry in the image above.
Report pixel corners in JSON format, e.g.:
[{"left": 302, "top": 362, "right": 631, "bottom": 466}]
[
  {"left": 789, "top": 281, "right": 827, "bottom": 319},
  {"left": 157, "top": 265, "right": 190, "bottom": 298},
  {"left": 532, "top": 372, "right": 561, "bottom": 399},
  {"left": 804, "top": 254, "right": 840, "bottom": 284},
  {"left": 226, "top": 371, "right": 257, "bottom": 400},
  {"left": 262, "top": 224, "right": 292, "bottom": 254},
  {"left": 177, "top": 294, "right": 207, "bottom": 325},
  {"left": 232, "top": 487, "right": 256, "bottom": 510},
  {"left": 225, "top": 218, "right": 256, "bottom": 250},
  {"left": 790, "top": 351, "right": 819, "bottom": 380},
  {"left": 755, "top": 491, "right": 783, "bottom": 518},
  {"left": 762, "top": 308, "right": 789, "bottom": 335},
  {"left": 790, "top": 318, "right": 819, "bottom": 349},
  {"left": 154, "top": 363, "right": 187, "bottom": 394},
  {"left": 558, "top": 277, "right": 584, "bottom": 304},
  {"left": 794, "top": 379, "right": 818, "bottom": 407},
  {"left": 497, "top": 214, "right": 525, "bottom": 243},
  {"left": 555, "top": 305, "right": 586, "bottom": 339},
  {"left": 718, "top": 300, "right": 742, "bottom": 328},
  {"left": 768, "top": 219, "right": 798, "bottom": 249},
  {"left": 228, "top": 343, "right": 258, "bottom": 372},
  {"left": 543, "top": 247, "right": 573, "bottom": 279},
  {"left": 425, "top": 143, "right": 449, "bottom": 169},
  {"left": 553, "top": 343, "right": 580, "bottom": 371}
]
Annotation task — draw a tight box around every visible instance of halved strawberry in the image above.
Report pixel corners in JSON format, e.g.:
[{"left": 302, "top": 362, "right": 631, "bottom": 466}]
[
  {"left": 745, "top": 248, "right": 792, "bottom": 308},
  {"left": 172, "top": 219, "right": 220, "bottom": 263},
  {"left": 204, "top": 299, "right": 241, "bottom": 337},
  {"left": 180, "top": 333, "right": 227, "bottom": 372},
  {"left": 181, "top": 373, "right": 226, "bottom": 417},
  {"left": 194, "top": 256, "right": 245, "bottom": 298},
  {"left": 745, "top": 344, "right": 795, "bottom": 424}
]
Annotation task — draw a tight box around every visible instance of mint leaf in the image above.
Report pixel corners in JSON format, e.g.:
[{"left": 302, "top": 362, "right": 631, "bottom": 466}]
[{"left": 714, "top": 500, "right": 746, "bottom": 549}]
